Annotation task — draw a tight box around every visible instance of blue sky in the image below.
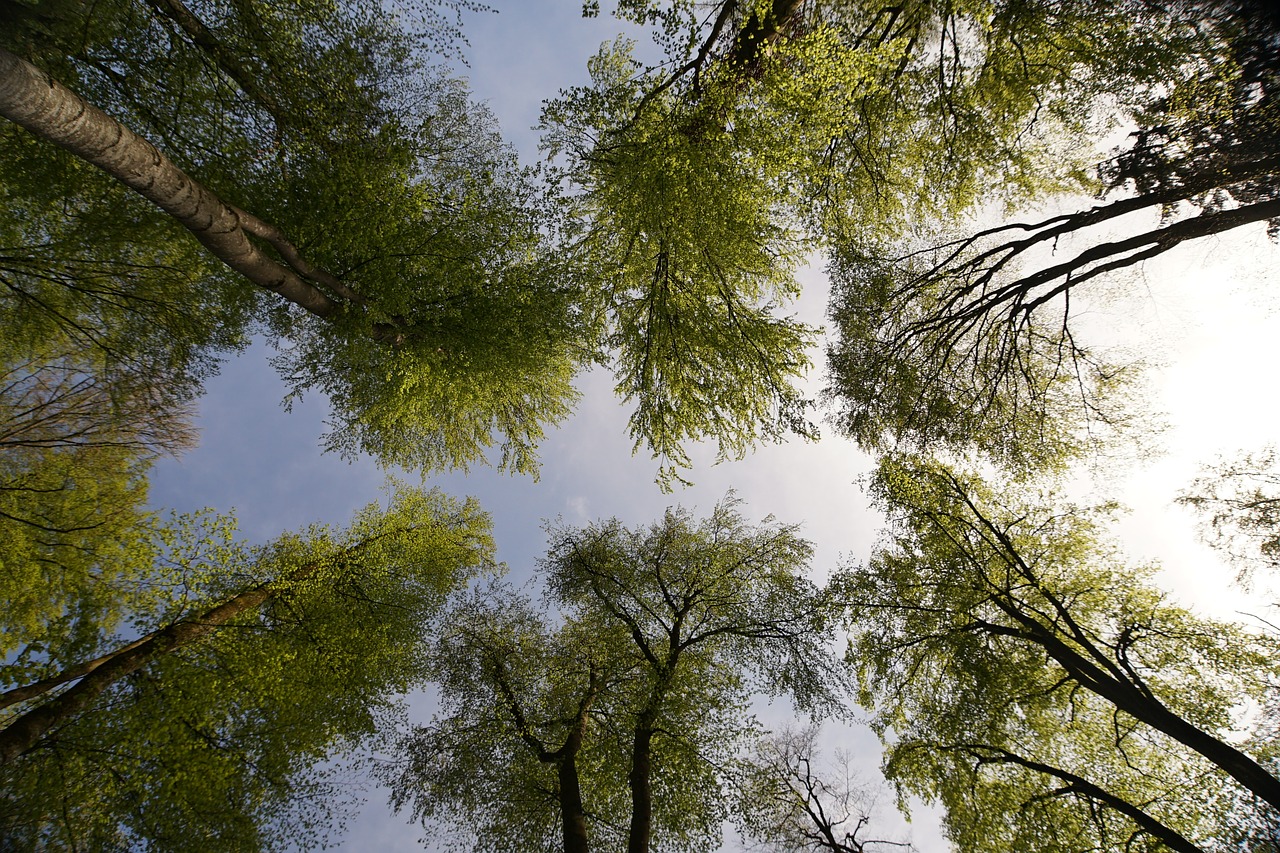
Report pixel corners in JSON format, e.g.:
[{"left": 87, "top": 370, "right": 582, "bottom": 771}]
[{"left": 144, "top": 2, "right": 1280, "bottom": 849}]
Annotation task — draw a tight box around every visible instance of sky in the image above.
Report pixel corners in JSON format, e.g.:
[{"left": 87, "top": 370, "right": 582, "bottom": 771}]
[{"left": 143, "top": 2, "right": 1280, "bottom": 850}]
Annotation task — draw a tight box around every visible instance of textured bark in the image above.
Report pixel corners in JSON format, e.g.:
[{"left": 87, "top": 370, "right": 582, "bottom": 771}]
[
  {"left": 0, "top": 46, "right": 341, "bottom": 318},
  {"left": 627, "top": 723, "right": 655, "bottom": 853}
]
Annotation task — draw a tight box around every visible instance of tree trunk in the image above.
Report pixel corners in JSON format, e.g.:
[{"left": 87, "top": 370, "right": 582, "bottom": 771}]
[
  {"left": 558, "top": 753, "right": 591, "bottom": 853},
  {"left": 728, "top": 0, "right": 803, "bottom": 70},
  {"left": 1002, "top": 602, "right": 1280, "bottom": 811},
  {"left": 958, "top": 745, "right": 1206, "bottom": 853},
  {"left": 0, "top": 46, "right": 341, "bottom": 318},
  {"left": 0, "top": 635, "right": 152, "bottom": 711},
  {"left": 627, "top": 724, "right": 654, "bottom": 853},
  {"left": 0, "top": 541, "right": 359, "bottom": 764}
]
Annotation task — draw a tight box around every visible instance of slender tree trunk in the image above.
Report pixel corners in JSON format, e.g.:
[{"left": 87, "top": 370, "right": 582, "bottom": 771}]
[
  {"left": 494, "top": 656, "right": 598, "bottom": 853},
  {"left": 0, "top": 531, "right": 388, "bottom": 764},
  {"left": 0, "top": 46, "right": 341, "bottom": 318},
  {"left": 0, "top": 635, "right": 152, "bottom": 711},
  {"left": 957, "top": 745, "right": 1206, "bottom": 853},
  {"left": 627, "top": 723, "right": 654, "bottom": 853}
]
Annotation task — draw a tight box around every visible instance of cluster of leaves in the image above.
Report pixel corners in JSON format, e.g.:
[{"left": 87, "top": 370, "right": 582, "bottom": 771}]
[
  {"left": 384, "top": 497, "right": 843, "bottom": 852},
  {"left": 823, "top": 0, "right": 1280, "bottom": 470},
  {"left": 542, "top": 0, "right": 1219, "bottom": 480},
  {"left": 0, "top": 485, "right": 495, "bottom": 849},
  {"left": 1, "top": 0, "right": 595, "bottom": 477},
  {"left": 835, "top": 455, "right": 1280, "bottom": 852}
]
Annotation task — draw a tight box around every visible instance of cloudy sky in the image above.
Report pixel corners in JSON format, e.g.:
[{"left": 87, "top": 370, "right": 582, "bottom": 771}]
[{"left": 145, "top": 2, "right": 1280, "bottom": 849}]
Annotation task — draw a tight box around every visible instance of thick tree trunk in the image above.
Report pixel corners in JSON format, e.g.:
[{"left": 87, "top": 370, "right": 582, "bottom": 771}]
[
  {"left": 728, "top": 0, "right": 802, "bottom": 70},
  {"left": 558, "top": 753, "right": 591, "bottom": 853},
  {"left": 627, "top": 724, "right": 654, "bottom": 853},
  {"left": 0, "top": 46, "right": 341, "bottom": 318}
]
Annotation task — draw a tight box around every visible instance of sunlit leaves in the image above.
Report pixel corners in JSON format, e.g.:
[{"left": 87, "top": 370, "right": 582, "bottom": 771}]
[
  {"left": 834, "top": 455, "right": 1280, "bottom": 851},
  {"left": 0, "top": 484, "right": 494, "bottom": 849}
]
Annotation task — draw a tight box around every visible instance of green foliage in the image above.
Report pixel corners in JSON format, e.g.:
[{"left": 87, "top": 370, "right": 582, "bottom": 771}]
[
  {"left": 543, "top": 496, "right": 838, "bottom": 714},
  {"left": 269, "top": 76, "right": 587, "bottom": 474},
  {"left": 387, "top": 584, "right": 637, "bottom": 853},
  {"left": 545, "top": 0, "right": 1204, "bottom": 481},
  {"left": 0, "top": 484, "right": 494, "bottom": 850},
  {"left": 388, "top": 497, "right": 841, "bottom": 852},
  {"left": 822, "top": 0, "right": 1278, "bottom": 471},
  {"left": 833, "top": 455, "right": 1280, "bottom": 851},
  {"left": 2, "top": 0, "right": 590, "bottom": 476},
  {"left": 0, "top": 443, "right": 156, "bottom": 680},
  {"left": 545, "top": 40, "right": 823, "bottom": 486},
  {"left": 1179, "top": 445, "right": 1280, "bottom": 586},
  {"left": 823, "top": 236, "right": 1141, "bottom": 472}
]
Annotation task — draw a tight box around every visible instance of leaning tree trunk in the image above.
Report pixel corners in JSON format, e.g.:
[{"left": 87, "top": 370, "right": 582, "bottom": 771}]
[
  {"left": 0, "top": 46, "right": 342, "bottom": 318},
  {"left": 994, "top": 598, "right": 1280, "bottom": 812},
  {"left": 0, "top": 531, "right": 390, "bottom": 765},
  {"left": 953, "top": 745, "right": 1206, "bottom": 853}
]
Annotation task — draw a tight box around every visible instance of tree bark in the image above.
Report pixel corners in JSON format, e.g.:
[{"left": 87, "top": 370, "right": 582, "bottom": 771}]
[
  {"left": 728, "top": 0, "right": 803, "bottom": 70},
  {"left": 0, "top": 46, "right": 341, "bottom": 318},
  {"left": 558, "top": 748, "right": 591, "bottom": 853},
  {"left": 627, "top": 722, "right": 654, "bottom": 853},
  {"left": 994, "top": 598, "right": 1280, "bottom": 811},
  {"left": 0, "top": 531, "right": 389, "bottom": 764},
  {"left": 0, "top": 635, "right": 152, "bottom": 712}
]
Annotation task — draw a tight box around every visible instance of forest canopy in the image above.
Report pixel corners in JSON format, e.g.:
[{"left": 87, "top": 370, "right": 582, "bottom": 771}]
[{"left": 1, "top": 0, "right": 1278, "bottom": 850}]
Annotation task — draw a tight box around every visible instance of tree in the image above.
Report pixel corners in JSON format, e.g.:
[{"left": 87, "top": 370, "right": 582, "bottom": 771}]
[
  {"left": 384, "top": 585, "right": 640, "bottom": 853},
  {"left": 0, "top": 484, "right": 494, "bottom": 849},
  {"left": 0, "top": 280, "right": 207, "bottom": 690},
  {"left": 735, "top": 724, "right": 910, "bottom": 853},
  {"left": 824, "top": 0, "right": 1280, "bottom": 468},
  {"left": 833, "top": 455, "right": 1280, "bottom": 851},
  {"left": 0, "top": 439, "right": 156, "bottom": 683},
  {"left": 546, "top": 0, "right": 1199, "bottom": 481},
  {"left": 386, "top": 496, "right": 842, "bottom": 853},
  {"left": 0, "top": 22, "right": 587, "bottom": 475},
  {"left": 1179, "top": 445, "right": 1280, "bottom": 585}
]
